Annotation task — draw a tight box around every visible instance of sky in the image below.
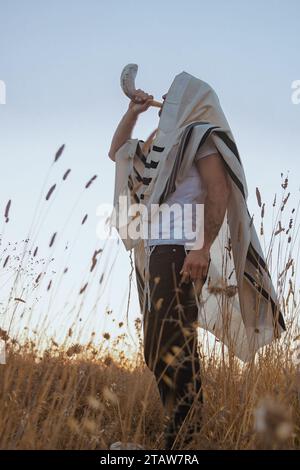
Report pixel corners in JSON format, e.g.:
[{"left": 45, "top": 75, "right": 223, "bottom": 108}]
[{"left": 0, "top": 0, "right": 299, "bottom": 351}]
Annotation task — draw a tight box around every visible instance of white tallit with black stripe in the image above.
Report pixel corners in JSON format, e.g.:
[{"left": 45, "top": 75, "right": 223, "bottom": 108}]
[{"left": 111, "top": 71, "right": 286, "bottom": 362}]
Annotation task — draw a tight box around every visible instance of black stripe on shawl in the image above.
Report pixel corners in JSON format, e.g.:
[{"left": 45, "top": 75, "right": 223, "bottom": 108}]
[
  {"left": 137, "top": 152, "right": 159, "bottom": 169},
  {"left": 159, "top": 123, "right": 216, "bottom": 203},
  {"left": 136, "top": 141, "right": 160, "bottom": 169},
  {"left": 137, "top": 140, "right": 165, "bottom": 154},
  {"left": 220, "top": 158, "right": 246, "bottom": 200},
  {"left": 246, "top": 248, "right": 264, "bottom": 276},
  {"left": 133, "top": 166, "right": 143, "bottom": 182},
  {"left": 128, "top": 177, "right": 140, "bottom": 203},
  {"left": 159, "top": 123, "right": 247, "bottom": 204},
  {"left": 152, "top": 145, "right": 165, "bottom": 152},
  {"left": 146, "top": 159, "right": 159, "bottom": 169},
  {"left": 214, "top": 130, "right": 241, "bottom": 163},
  {"left": 143, "top": 177, "right": 152, "bottom": 185},
  {"left": 136, "top": 141, "right": 147, "bottom": 160},
  {"left": 195, "top": 124, "right": 246, "bottom": 199},
  {"left": 244, "top": 271, "right": 286, "bottom": 330},
  {"left": 166, "top": 125, "right": 198, "bottom": 195},
  {"left": 209, "top": 130, "right": 246, "bottom": 198},
  {"left": 246, "top": 242, "right": 271, "bottom": 279},
  {"left": 194, "top": 124, "right": 245, "bottom": 199},
  {"left": 196, "top": 126, "right": 220, "bottom": 153},
  {"left": 133, "top": 166, "right": 152, "bottom": 186},
  {"left": 159, "top": 124, "right": 201, "bottom": 202}
]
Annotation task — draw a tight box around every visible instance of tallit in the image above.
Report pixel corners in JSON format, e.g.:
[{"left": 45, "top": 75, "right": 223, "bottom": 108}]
[{"left": 111, "top": 71, "right": 286, "bottom": 362}]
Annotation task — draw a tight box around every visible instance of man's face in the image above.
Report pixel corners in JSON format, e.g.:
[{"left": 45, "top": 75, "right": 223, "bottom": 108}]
[{"left": 158, "top": 93, "right": 167, "bottom": 117}]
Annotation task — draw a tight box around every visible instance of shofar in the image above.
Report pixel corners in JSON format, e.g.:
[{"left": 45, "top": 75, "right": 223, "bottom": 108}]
[{"left": 120, "top": 63, "right": 163, "bottom": 108}]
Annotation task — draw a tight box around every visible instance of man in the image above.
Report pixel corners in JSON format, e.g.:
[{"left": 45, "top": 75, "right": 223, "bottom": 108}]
[
  {"left": 109, "top": 85, "right": 231, "bottom": 449},
  {"left": 109, "top": 71, "right": 285, "bottom": 449}
]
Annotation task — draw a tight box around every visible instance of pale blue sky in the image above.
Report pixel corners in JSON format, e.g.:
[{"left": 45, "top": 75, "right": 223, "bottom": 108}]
[{"left": 0, "top": 0, "right": 299, "bottom": 347}]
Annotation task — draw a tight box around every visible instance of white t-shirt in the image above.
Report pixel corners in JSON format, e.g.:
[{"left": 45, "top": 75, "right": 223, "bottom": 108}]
[{"left": 146, "top": 135, "right": 218, "bottom": 248}]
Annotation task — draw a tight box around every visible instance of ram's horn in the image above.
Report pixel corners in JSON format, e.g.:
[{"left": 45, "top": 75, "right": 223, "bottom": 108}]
[
  {"left": 120, "top": 63, "right": 163, "bottom": 108},
  {"left": 120, "top": 63, "right": 138, "bottom": 99}
]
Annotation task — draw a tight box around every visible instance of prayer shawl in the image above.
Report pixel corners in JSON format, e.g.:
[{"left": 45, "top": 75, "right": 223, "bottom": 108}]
[{"left": 111, "top": 71, "right": 286, "bottom": 362}]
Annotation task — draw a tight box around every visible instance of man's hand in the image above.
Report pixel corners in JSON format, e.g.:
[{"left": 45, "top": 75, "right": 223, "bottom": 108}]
[
  {"left": 180, "top": 247, "right": 211, "bottom": 284},
  {"left": 108, "top": 89, "right": 153, "bottom": 161},
  {"left": 128, "top": 89, "right": 154, "bottom": 115}
]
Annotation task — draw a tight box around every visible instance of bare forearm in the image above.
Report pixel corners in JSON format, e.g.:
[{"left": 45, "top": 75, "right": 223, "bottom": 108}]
[
  {"left": 181, "top": 152, "right": 231, "bottom": 283},
  {"left": 108, "top": 109, "right": 138, "bottom": 161},
  {"left": 195, "top": 153, "right": 231, "bottom": 252},
  {"left": 108, "top": 90, "right": 154, "bottom": 161},
  {"left": 203, "top": 184, "right": 229, "bottom": 250}
]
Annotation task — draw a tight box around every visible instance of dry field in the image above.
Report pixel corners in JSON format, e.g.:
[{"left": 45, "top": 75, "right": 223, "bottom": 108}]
[
  {"left": 0, "top": 338, "right": 300, "bottom": 450},
  {"left": 0, "top": 146, "right": 299, "bottom": 450}
]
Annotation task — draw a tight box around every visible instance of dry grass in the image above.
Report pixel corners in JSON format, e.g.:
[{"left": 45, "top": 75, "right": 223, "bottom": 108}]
[
  {"left": 0, "top": 339, "right": 299, "bottom": 449},
  {"left": 0, "top": 147, "right": 300, "bottom": 450}
]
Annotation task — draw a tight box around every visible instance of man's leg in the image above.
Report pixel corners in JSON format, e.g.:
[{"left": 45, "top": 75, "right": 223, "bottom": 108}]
[{"left": 143, "top": 244, "right": 203, "bottom": 448}]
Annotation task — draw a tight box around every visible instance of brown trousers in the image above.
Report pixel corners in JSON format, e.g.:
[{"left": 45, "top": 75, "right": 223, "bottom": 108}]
[{"left": 142, "top": 244, "right": 206, "bottom": 447}]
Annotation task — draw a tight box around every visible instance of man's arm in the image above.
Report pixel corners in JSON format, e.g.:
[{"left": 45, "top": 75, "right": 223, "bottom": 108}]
[
  {"left": 197, "top": 153, "right": 231, "bottom": 251},
  {"left": 181, "top": 153, "right": 231, "bottom": 283},
  {"left": 108, "top": 109, "right": 138, "bottom": 161},
  {"left": 108, "top": 90, "right": 154, "bottom": 161}
]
